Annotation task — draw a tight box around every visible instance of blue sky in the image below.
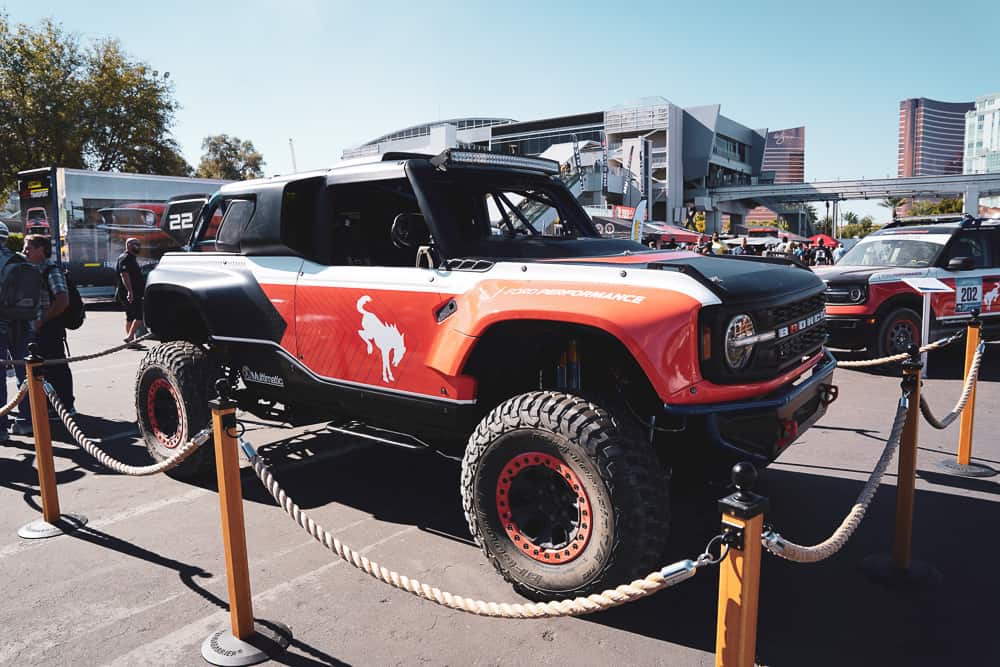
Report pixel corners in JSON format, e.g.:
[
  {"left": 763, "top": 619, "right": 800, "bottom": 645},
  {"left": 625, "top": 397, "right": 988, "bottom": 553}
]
[{"left": 5, "top": 0, "right": 999, "bottom": 222}]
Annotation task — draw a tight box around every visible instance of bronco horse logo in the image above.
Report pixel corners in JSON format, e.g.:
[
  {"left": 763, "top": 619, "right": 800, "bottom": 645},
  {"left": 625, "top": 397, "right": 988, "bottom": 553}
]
[{"left": 357, "top": 296, "right": 406, "bottom": 383}]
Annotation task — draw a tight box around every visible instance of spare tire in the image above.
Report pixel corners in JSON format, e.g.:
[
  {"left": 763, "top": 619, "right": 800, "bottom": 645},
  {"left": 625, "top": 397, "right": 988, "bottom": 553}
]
[{"left": 135, "top": 341, "right": 217, "bottom": 480}]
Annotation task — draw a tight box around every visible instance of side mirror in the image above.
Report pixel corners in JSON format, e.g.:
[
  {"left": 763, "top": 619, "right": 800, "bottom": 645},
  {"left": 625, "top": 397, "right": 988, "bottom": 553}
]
[{"left": 946, "top": 256, "right": 975, "bottom": 271}]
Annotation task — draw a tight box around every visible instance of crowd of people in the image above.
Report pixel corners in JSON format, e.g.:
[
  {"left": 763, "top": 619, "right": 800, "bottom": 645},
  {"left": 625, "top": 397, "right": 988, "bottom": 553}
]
[
  {"left": 0, "top": 226, "right": 144, "bottom": 441},
  {"left": 651, "top": 232, "right": 845, "bottom": 266}
]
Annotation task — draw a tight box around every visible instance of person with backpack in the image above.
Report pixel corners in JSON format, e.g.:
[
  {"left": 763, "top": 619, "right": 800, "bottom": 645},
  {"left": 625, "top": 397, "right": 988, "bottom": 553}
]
[
  {"left": 116, "top": 237, "right": 145, "bottom": 348},
  {"left": 0, "top": 223, "right": 36, "bottom": 440},
  {"left": 23, "top": 234, "right": 75, "bottom": 418},
  {"left": 812, "top": 238, "right": 834, "bottom": 266}
]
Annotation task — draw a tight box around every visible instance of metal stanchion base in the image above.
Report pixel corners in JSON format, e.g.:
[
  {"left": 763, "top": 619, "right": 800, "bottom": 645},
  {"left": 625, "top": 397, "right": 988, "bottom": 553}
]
[
  {"left": 202, "top": 620, "right": 291, "bottom": 666},
  {"left": 936, "top": 459, "right": 996, "bottom": 477},
  {"left": 17, "top": 513, "right": 88, "bottom": 539},
  {"left": 860, "top": 554, "right": 943, "bottom": 588}
]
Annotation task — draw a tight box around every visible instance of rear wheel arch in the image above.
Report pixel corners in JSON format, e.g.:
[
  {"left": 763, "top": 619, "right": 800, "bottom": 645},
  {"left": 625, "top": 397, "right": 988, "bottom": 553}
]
[{"left": 145, "top": 285, "right": 210, "bottom": 343}]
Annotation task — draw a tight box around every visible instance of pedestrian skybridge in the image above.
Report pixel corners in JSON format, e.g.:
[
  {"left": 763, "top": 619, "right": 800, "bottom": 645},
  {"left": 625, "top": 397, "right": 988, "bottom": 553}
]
[{"left": 705, "top": 172, "right": 1000, "bottom": 214}]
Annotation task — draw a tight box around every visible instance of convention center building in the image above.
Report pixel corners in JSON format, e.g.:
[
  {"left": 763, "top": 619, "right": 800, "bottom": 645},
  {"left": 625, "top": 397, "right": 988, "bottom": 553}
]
[{"left": 341, "top": 97, "right": 774, "bottom": 229}]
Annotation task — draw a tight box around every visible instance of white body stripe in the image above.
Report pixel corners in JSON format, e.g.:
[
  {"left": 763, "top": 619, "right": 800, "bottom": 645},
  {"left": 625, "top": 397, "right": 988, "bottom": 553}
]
[{"left": 157, "top": 253, "right": 722, "bottom": 306}]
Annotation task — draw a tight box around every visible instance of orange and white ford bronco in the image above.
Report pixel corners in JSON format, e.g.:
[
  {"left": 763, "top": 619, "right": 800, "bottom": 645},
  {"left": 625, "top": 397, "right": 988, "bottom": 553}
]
[{"left": 136, "top": 149, "right": 836, "bottom": 599}]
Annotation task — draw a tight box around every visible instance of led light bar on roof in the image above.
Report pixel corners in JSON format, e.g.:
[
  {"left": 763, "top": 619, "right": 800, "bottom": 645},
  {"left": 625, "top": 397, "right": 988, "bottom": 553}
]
[{"left": 432, "top": 149, "right": 560, "bottom": 175}]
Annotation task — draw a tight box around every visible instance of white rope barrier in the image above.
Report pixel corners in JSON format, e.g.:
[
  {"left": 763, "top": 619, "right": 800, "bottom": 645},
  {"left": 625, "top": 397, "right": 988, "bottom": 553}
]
[
  {"left": 6, "top": 333, "right": 154, "bottom": 367},
  {"left": 761, "top": 389, "right": 911, "bottom": 563},
  {"left": 836, "top": 332, "right": 964, "bottom": 369},
  {"left": 44, "top": 382, "right": 211, "bottom": 476},
  {"left": 245, "top": 442, "right": 705, "bottom": 618},
  {"left": 919, "top": 340, "right": 986, "bottom": 430},
  {"left": 0, "top": 381, "right": 28, "bottom": 418}
]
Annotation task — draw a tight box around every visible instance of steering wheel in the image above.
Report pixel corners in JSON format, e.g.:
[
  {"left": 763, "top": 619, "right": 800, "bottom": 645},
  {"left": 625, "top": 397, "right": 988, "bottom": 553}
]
[{"left": 390, "top": 213, "right": 429, "bottom": 249}]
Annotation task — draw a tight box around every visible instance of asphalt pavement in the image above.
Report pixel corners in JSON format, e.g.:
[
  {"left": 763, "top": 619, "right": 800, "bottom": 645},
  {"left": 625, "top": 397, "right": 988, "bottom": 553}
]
[{"left": 1, "top": 307, "right": 998, "bottom": 666}]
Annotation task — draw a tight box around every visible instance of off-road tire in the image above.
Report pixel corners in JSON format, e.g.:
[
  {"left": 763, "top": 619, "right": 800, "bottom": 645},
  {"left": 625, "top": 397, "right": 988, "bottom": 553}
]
[
  {"left": 135, "top": 341, "right": 216, "bottom": 480},
  {"left": 874, "top": 307, "right": 922, "bottom": 360},
  {"left": 461, "top": 391, "right": 670, "bottom": 601}
]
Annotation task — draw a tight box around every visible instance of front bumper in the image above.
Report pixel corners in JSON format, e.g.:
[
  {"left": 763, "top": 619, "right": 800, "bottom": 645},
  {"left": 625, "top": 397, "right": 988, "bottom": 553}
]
[{"left": 662, "top": 350, "right": 838, "bottom": 465}]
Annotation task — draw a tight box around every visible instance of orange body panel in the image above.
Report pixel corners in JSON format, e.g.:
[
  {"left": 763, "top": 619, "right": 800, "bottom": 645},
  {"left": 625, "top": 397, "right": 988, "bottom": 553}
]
[{"left": 261, "top": 267, "right": 824, "bottom": 406}]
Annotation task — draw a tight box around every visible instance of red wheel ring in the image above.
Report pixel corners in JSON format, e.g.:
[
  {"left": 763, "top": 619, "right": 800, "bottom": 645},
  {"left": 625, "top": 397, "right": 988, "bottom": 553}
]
[
  {"left": 495, "top": 451, "right": 593, "bottom": 564},
  {"left": 147, "top": 377, "right": 184, "bottom": 449}
]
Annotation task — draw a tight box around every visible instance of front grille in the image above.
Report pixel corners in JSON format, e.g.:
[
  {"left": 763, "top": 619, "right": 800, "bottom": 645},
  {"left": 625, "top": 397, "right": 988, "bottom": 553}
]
[
  {"left": 774, "top": 325, "right": 827, "bottom": 364},
  {"left": 762, "top": 294, "right": 825, "bottom": 330},
  {"left": 700, "top": 290, "right": 827, "bottom": 383},
  {"left": 752, "top": 293, "right": 827, "bottom": 376}
]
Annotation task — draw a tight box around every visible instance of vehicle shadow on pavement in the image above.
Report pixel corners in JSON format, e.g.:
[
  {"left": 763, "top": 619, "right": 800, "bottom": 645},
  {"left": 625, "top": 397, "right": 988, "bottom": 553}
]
[
  {"left": 238, "top": 429, "right": 478, "bottom": 549},
  {"left": 584, "top": 467, "right": 1000, "bottom": 667}
]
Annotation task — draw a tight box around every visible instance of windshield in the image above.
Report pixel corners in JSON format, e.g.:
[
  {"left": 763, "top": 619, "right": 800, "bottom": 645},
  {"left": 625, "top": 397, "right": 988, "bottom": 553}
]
[
  {"left": 838, "top": 236, "right": 946, "bottom": 267},
  {"left": 414, "top": 169, "right": 599, "bottom": 254},
  {"left": 485, "top": 188, "right": 576, "bottom": 237}
]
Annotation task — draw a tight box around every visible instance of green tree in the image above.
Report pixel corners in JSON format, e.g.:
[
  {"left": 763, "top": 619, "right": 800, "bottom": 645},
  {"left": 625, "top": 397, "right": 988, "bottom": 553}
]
[
  {"left": 195, "top": 134, "right": 265, "bottom": 181},
  {"left": 906, "top": 198, "right": 964, "bottom": 216},
  {"left": 879, "top": 197, "right": 907, "bottom": 220},
  {"left": 816, "top": 215, "right": 833, "bottom": 236},
  {"left": 0, "top": 14, "right": 191, "bottom": 191},
  {"left": 842, "top": 215, "right": 880, "bottom": 239},
  {"left": 80, "top": 38, "right": 189, "bottom": 175}
]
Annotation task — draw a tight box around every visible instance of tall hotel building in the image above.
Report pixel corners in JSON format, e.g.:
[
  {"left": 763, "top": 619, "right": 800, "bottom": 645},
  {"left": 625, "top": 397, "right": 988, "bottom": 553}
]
[
  {"left": 746, "top": 126, "right": 805, "bottom": 225},
  {"left": 898, "top": 98, "right": 973, "bottom": 177},
  {"left": 964, "top": 93, "right": 1000, "bottom": 209}
]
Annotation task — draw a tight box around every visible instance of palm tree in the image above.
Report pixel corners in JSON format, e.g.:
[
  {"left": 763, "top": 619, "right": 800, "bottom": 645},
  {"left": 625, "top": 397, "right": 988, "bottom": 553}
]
[{"left": 879, "top": 197, "right": 907, "bottom": 221}]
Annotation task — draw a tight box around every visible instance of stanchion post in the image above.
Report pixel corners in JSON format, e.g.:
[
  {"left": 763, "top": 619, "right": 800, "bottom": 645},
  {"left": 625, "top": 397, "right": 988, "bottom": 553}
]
[
  {"left": 202, "top": 379, "right": 290, "bottom": 666},
  {"left": 956, "top": 310, "right": 981, "bottom": 466},
  {"left": 861, "top": 345, "right": 941, "bottom": 586},
  {"left": 26, "top": 344, "right": 59, "bottom": 523},
  {"left": 716, "top": 462, "right": 768, "bottom": 667},
  {"left": 892, "top": 348, "right": 922, "bottom": 571},
  {"left": 210, "top": 380, "right": 255, "bottom": 640},
  {"left": 16, "top": 343, "right": 86, "bottom": 539}
]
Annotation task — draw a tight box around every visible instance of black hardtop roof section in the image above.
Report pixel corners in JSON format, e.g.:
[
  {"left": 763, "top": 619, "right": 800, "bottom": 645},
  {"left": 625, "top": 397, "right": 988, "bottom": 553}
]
[{"left": 167, "top": 193, "right": 212, "bottom": 202}]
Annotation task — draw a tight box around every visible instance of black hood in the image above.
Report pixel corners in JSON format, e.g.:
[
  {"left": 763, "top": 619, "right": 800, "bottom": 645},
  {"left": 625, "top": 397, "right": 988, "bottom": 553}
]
[
  {"left": 812, "top": 264, "right": 921, "bottom": 283},
  {"left": 651, "top": 255, "right": 825, "bottom": 307}
]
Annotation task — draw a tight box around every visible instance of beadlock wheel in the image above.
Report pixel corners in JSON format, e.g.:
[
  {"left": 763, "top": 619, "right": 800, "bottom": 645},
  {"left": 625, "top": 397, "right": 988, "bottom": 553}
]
[
  {"left": 135, "top": 341, "right": 217, "bottom": 480},
  {"left": 495, "top": 451, "right": 593, "bottom": 564},
  {"left": 461, "top": 391, "right": 670, "bottom": 601},
  {"left": 146, "top": 377, "right": 185, "bottom": 449}
]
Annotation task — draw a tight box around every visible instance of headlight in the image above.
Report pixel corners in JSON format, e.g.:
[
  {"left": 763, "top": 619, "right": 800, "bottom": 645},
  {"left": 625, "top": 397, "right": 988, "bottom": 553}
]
[
  {"left": 848, "top": 286, "right": 866, "bottom": 303},
  {"left": 724, "top": 314, "right": 756, "bottom": 370}
]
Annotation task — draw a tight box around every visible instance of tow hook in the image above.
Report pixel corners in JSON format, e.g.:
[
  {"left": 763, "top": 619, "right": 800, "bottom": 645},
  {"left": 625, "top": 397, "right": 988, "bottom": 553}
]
[{"left": 820, "top": 383, "right": 839, "bottom": 407}]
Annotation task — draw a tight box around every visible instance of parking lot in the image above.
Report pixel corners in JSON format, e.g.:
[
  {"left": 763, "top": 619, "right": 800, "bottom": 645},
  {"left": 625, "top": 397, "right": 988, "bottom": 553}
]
[{"left": 1, "top": 306, "right": 998, "bottom": 666}]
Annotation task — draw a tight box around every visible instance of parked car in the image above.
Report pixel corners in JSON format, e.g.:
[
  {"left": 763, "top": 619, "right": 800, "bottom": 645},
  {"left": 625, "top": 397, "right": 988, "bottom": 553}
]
[
  {"left": 135, "top": 148, "right": 837, "bottom": 599},
  {"left": 814, "top": 215, "right": 1000, "bottom": 357}
]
